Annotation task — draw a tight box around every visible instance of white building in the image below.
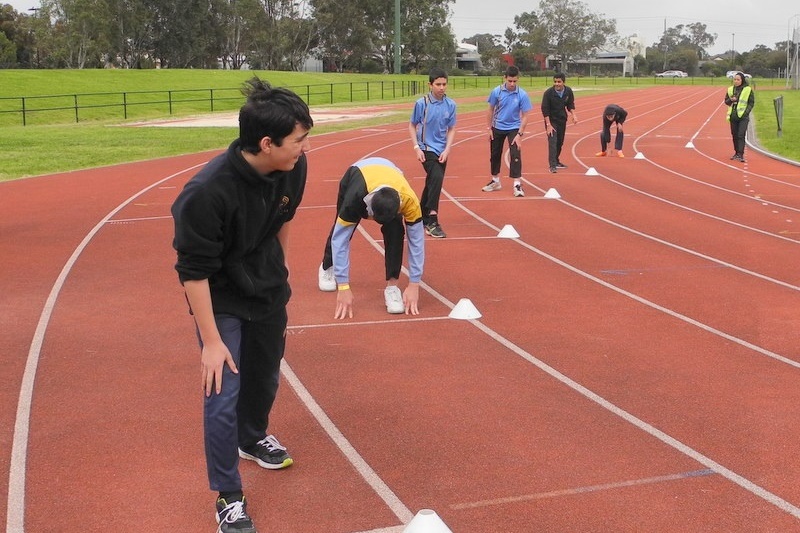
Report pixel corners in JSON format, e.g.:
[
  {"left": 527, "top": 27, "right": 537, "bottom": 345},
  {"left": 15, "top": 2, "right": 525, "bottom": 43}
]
[{"left": 456, "top": 41, "right": 482, "bottom": 72}]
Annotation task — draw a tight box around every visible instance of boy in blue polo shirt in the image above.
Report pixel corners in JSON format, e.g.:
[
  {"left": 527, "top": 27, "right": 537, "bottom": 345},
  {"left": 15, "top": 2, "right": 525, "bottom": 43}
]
[
  {"left": 482, "top": 65, "right": 532, "bottom": 197},
  {"left": 408, "top": 67, "right": 457, "bottom": 238}
]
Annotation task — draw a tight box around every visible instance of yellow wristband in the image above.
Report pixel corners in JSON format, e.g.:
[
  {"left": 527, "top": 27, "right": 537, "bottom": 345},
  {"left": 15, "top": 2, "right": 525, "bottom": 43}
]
[{"left": 338, "top": 284, "right": 350, "bottom": 291}]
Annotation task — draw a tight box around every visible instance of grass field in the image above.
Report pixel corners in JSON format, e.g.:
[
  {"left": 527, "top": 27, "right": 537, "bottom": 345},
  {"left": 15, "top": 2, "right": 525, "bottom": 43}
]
[
  {"left": 0, "top": 70, "right": 796, "bottom": 181},
  {"left": 751, "top": 87, "right": 800, "bottom": 162}
]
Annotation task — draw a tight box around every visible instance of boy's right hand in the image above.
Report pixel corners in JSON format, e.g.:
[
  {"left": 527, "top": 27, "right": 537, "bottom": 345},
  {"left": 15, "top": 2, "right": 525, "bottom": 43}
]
[{"left": 201, "top": 340, "right": 237, "bottom": 396}]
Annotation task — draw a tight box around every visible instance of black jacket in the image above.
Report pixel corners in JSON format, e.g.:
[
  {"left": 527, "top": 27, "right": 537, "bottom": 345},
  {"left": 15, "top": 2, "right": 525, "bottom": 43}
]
[
  {"left": 541, "top": 85, "right": 576, "bottom": 123},
  {"left": 603, "top": 104, "right": 627, "bottom": 124},
  {"left": 172, "top": 140, "right": 307, "bottom": 320}
]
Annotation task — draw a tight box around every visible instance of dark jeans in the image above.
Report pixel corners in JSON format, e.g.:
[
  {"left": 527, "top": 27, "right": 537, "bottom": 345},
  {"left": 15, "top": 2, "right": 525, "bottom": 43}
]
[
  {"left": 322, "top": 216, "right": 406, "bottom": 281},
  {"left": 489, "top": 128, "right": 521, "bottom": 178},
  {"left": 600, "top": 126, "right": 624, "bottom": 151},
  {"left": 547, "top": 119, "right": 567, "bottom": 167},
  {"left": 730, "top": 115, "right": 749, "bottom": 155},
  {"left": 200, "top": 310, "right": 287, "bottom": 492},
  {"left": 420, "top": 150, "right": 446, "bottom": 222}
]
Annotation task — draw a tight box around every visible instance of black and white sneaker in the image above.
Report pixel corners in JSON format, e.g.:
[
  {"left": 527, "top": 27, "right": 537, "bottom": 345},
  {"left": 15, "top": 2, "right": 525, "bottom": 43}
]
[
  {"left": 513, "top": 184, "right": 525, "bottom": 197},
  {"left": 556, "top": 161, "right": 568, "bottom": 168},
  {"left": 216, "top": 497, "right": 257, "bottom": 533},
  {"left": 239, "top": 435, "right": 293, "bottom": 470}
]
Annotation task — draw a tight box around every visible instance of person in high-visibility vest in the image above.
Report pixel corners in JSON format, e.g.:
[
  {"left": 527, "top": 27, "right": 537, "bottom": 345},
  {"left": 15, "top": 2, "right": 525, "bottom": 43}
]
[{"left": 724, "top": 72, "right": 755, "bottom": 163}]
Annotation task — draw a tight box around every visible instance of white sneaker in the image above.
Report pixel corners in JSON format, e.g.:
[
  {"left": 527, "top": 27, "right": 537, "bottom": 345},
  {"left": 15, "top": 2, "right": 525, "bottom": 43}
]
[
  {"left": 513, "top": 183, "right": 525, "bottom": 197},
  {"left": 384, "top": 286, "right": 404, "bottom": 314},
  {"left": 482, "top": 179, "right": 502, "bottom": 192},
  {"left": 318, "top": 264, "right": 336, "bottom": 292}
]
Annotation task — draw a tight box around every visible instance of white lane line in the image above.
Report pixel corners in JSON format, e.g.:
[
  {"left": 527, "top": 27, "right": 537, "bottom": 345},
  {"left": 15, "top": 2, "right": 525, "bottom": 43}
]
[
  {"left": 7, "top": 162, "right": 206, "bottom": 533},
  {"left": 347, "top": 216, "right": 800, "bottom": 519},
  {"left": 451, "top": 469, "right": 716, "bottom": 510},
  {"left": 280, "top": 361, "right": 415, "bottom": 525}
]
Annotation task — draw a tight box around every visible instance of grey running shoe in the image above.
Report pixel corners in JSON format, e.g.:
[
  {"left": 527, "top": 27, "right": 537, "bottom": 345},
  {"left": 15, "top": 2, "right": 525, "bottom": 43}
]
[
  {"left": 238, "top": 435, "right": 293, "bottom": 470},
  {"left": 216, "top": 497, "right": 256, "bottom": 533},
  {"left": 482, "top": 180, "right": 502, "bottom": 192},
  {"left": 425, "top": 222, "right": 446, "bottom": 238}
]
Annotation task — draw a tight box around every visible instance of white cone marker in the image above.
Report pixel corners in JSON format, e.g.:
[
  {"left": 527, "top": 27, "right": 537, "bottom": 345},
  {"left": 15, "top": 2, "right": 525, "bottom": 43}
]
[
  {"left": 449, "top": 299, "right": 481, "bottom": 320},
  {"left": 544, "top": 188, "right": 561, "bottom": 199},
  {"left": 497, "top": 224, "right": 520, "bottom": 238},
  {"left": 403, "top": 509, "right": 454, "bottom": 533}
]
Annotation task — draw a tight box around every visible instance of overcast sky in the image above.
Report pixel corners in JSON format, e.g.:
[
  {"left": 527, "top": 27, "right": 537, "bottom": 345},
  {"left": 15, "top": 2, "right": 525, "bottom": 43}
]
[{"left": 6, "top": 0, "right": 799, "bottom": 55}]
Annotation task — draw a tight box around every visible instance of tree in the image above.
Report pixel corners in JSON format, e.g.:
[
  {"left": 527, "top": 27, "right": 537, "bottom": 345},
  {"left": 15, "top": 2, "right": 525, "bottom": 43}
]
[
  {"left": 0, "top": 29, "right": 16, "bottom": 67},
  {"left": 508, "top": 11, "right": 548, "bottom": 71},
  {"left": 399, "top": 0, "right": 454, "bottom": 72},
  {"left": 106, "top": 0, "right": 157, "bottom": 68},
  {"left": 310, "top": 0, "right": 373, "bottom": 71},
  {"left": 150, "top": 0, "right": 222, "bottom": 68},
  {"left": 310, "top": 0, "right": 454, "bottom": 73},
  {"left": 649, "top": 22, "right": 717, "bottom": 74},
  {"left": 684, "top": 22, "right": 716, "bottom": 58},
  {"left": 536, "top": 0, "right": 615, "bottom": 73},
  {"left": 739, "top": 44, "right": 787, "bottom": 78},
  {"left": 42, "top": 0, "right": 112, "bottom": 68}
]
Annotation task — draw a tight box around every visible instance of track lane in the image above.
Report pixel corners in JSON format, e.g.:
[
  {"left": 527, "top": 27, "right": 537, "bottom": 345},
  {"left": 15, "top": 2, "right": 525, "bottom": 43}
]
[{"left": 7, "top": 86, "right": 800, "bottom": 532}]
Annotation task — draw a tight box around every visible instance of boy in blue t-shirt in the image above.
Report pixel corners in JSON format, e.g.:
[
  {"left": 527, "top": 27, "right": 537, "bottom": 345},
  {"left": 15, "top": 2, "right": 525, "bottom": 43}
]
[
  {"left": 482, "top": 65, "right": 533, "bottom": 198},
  {"left": 408, "top": 67, "right": 457, "bottom": 238}
]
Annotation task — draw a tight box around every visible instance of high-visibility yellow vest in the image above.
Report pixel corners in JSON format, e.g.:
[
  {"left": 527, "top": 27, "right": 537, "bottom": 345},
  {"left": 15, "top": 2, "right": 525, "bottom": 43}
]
[{"left": 727, "top": 85, "right": 752, "bottom": 120}]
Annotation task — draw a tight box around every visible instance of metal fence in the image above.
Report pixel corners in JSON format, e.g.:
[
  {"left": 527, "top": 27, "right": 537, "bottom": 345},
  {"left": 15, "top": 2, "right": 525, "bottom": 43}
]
[
  {"left": 0, "top": 80, "right": 426, "bottom": 127},
  {"left": 0, "top": 75, "right": 783, "bottom": 127}
]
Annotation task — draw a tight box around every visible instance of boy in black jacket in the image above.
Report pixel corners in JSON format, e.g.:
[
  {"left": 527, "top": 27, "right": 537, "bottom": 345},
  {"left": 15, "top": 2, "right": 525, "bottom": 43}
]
[
  {"left": 541, "top": 73, "right": 578, "bottom": 173},
  {"left": 172, "top": 77, "right": 313, "bottom": 533},
  {"left": 596, "top": 104, "right": 628, "bottom": 158}
]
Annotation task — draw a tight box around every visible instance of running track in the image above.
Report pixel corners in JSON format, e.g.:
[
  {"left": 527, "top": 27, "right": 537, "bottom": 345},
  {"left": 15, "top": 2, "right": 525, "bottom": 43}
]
[{"left": 3, "top": 86, "right": 800, "bottom": 532}]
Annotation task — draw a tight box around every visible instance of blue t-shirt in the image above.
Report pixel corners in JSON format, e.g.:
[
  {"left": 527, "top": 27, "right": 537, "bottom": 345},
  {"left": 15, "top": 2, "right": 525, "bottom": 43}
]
[
  {"left": 410, "top": 93, "right": 457, "bottom": 155},
  {"left": 488, "top": 84, "right": 533, "bottom": 131}
]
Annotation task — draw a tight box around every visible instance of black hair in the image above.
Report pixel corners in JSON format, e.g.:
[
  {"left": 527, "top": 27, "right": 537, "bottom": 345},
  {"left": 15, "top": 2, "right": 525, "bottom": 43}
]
[
  {"left": 238, "top": 77, "right": 314, "bottom": 154},
  {"left": 735, "top": 72, "right": 749, "bottom": 86},
  {"left": 429, "top": 67, "right": 448, "bottom": 83},
  {"left": 504, "top": 65, "right": 520, "bottom": 78},
  {"left": 371, "top": 188, "right": 401, "bottom": 225},
  {"left": 553, "top": 72, "right": 566, "bottom": 82}
]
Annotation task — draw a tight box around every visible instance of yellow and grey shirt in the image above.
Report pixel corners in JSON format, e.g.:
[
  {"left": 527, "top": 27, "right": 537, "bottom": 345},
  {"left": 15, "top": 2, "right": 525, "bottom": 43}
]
[{"left": 331, "top": 157, "right": 424, "bottom": 283}]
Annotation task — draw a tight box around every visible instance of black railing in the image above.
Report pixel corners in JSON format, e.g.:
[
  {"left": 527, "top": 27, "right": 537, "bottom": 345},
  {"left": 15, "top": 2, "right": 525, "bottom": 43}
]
[
  {"left": 0, "top": 80, "right": 425, "bottom": 127},
  {"left": 1, "top": 75, "right": 780, "bottom": 127}
]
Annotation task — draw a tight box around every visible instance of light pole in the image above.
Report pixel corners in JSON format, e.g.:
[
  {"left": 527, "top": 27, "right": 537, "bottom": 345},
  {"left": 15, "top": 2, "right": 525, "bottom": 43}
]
[
  {"left": 730, "top": 33, "right": 735, "bottom": 69},
  {"left": 788, "top": 14, "right": 800, "bottom": 89},
  {"left": 28, "top": 7, "right": 40, "bottom": 68},
  {"left": 393, "top": 0, "right": 401, "bottom": 74}
]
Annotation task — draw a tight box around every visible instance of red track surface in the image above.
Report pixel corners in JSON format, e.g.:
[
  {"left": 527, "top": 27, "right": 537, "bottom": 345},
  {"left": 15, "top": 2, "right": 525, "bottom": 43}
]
[{"left": 3, "top": 86, "right": 800, "bottom": 532}]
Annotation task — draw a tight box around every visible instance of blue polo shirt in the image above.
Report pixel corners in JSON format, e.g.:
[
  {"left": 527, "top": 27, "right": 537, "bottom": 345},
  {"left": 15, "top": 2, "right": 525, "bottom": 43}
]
[
  {"left": 410, "top": 93, "right": 457, "bottom": 155},
  {"left": 488, "top": 83, "right": 533, "bottom": 131}
]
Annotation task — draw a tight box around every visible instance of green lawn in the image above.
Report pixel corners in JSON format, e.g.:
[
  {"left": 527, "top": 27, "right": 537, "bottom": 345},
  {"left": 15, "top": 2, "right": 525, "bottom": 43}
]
[
  {"left": 0, "top": 70, "right": 796, "bottom": 182},
  {"left": 752, "top": 87, "right": 800, "bottom": 162}
]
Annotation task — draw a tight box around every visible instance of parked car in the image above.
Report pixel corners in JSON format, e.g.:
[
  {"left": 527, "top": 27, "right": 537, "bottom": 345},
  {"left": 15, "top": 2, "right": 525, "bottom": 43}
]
[
  {"left": 656, "top": 70, "right": 688, "bottom": 78},
  {"left": 726, "top": 70, "right": 752, "bottom": 79}
]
